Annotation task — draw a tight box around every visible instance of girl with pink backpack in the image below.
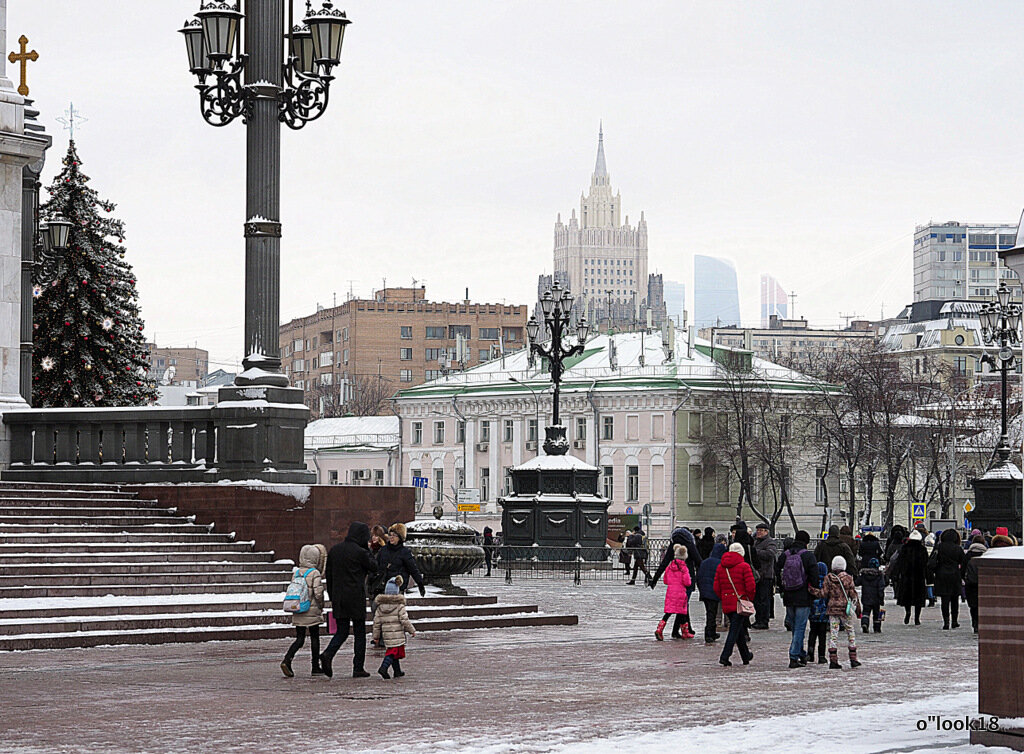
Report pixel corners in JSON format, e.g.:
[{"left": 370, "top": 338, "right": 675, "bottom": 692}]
[{"left": 655, "top": 544, "right": 694, "bottom": 640}]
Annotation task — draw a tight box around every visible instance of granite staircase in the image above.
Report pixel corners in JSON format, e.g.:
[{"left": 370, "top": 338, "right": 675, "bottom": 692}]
[{"left": 0, "top": 484, "right": 576, "bottom": 650}]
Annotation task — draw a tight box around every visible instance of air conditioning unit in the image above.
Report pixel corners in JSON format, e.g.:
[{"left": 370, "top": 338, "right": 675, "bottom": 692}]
[
  {"left": 525, "top": 441, "right": 537, "bottom": 451},
  {"left": 354, "top": 469, "right": 372, "bottom": 480},
  {"left": 475, "top": 442, "right": 489, "bottom": 452},
  {"left": 573, "top": 439, "right": 586, "bottom": 449}
]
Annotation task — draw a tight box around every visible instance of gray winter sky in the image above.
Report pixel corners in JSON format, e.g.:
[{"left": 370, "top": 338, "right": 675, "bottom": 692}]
[{"left": 8, "top": 1, "right": 1024, "bottom": 370}]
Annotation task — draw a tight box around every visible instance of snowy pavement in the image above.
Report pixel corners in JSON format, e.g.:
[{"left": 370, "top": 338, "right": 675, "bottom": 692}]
[{"left": 0, "top": 578, "right": 1010, "bottom": 754}]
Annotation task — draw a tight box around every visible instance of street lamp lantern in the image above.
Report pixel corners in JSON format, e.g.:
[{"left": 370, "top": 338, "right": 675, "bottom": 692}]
[
  {"left": 179, "top": 18, "right": 211, "bottom": 78},
  {"left": 998, "top": 284, "right": 1012, "bottom": 309},
  {"left": 979, "top": 281, "right": 1021, "bottom": 470},
  {"left": 38, "top": 221, "right": 51, "bottom": 254},
  {"left": 45, "top": 216, "right": 72, "bottom": 251},
  {"left": 289, "top": 24, "right": 316, "bottom": 75},
  {"left": 576, "top": 317, "right": 589, "bottom": 343},
  {"left": 526, "top": 316, "right": 540, "bottom": 343},
  {"left": 539, "top": 291, "right": 554, "bottom": 317},
  {"left": 304, "top": 0, "right": 350, "bottom": 73},
  {"left": 196, "top": 1, "right": 243, "bottom": 65}
]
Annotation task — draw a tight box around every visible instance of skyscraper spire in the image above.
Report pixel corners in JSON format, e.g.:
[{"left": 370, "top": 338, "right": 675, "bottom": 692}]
[{"left": 594, "top": 121, "right": 607, "bottom": 179}]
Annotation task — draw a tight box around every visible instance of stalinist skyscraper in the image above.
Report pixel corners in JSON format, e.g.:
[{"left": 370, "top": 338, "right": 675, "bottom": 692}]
[{"left": 541, "top": 125, "right": 663, "bottom": 331}]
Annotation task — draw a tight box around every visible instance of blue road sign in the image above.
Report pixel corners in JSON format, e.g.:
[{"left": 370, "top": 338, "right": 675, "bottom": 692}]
[
  {"left": 964, "top": 518, "right": 971, "bottom": 531},
  {"left": 912, "top": 503, "right": 926, "bottom": 519},
  {"left": 625, "top": 506, "right": 633, "bottom": 514},
  {"left": 412, "top": 476, "right": 429, "bottom": 489}
]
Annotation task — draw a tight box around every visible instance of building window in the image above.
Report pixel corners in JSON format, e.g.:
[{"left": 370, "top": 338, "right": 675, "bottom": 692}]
[
  {"left": 602, "top": 466, "right": 614, "bottom": 499},
  {"left": 480, "top": 467, "right": 490, "bottom": 501},
  {"left": 503, "top": 327, "right": 521, "bottom": 342},
  {"left": 374, "top": 469, "right": 384, "bottom": 486},
  {"left": 456, "top": 421, "right": 465, "bottom": 443},
  {"left": 602, "top": 416, "right": 614, "bottom": 440},
  {"left": 400, "top": 369, "right": 412, "bottom": 382},
  {"left": 480, "top": 420, "right": 491, "bottom": 443},
  {"left": 400, "top": 348, "right": 413, "bottom": 361},
  {"left": 292, "top": 359, "right": 305, "bottom": 372},
  {"left": 342, "top": 349, "right": 349, "bottom": 364},
  {"left": 412, "top": 421, "right": 423, "bottom": 445},
  {"left": 425, "top": 370, "right": 443, "bottom": 381},
  {"left": 503, "top": 419, "right": 514, "bottom": 442},
  {"left": 954, "top": 356, "right": 968, "bottom": 375},
  {"left": 434, "top": 469, "right": 444, "bottom": 503},
  {"left": 425, "top": 347, "right": 446, "bottom": 361},
  {"left": 780, "top": 415, "right": 791, "bottom": 439},
  {"left": 527, "top": 418, "right": 538, "bottom": 443},
  {"left": 503, "top": 467, "right": 513, "bottom": 495},
  {"left": 400, "top": 326, "right": 412, "bottom": 339},
  {"left": 433, "top": 420, "right": 445, "bottom": 444},
  {"left": 576, "top": 417, "right": 587, "bottom": 443},
  {"left": 293, "top": 339, "right": 303, "bottom": 352},
  {"left": 328, "top": 470, "right": 338, "bottom": 484},
  {"left": 426, "top": 326, "right": 446, "bottom": 339},
  {"left": 627, "top": 465, "right": 639, "bottom": 501},
  {"left": 449, "top": 324, "right": 471, "bottom": 339},
  {"left": 479, "top": 327, "right": 499, "bottom": 341},
  {"left": 815, "top": 467, "right": 826, "bottom": 504},
  {"left": 689, "top": 464, "right": 702, "bottom": 502},
  {"left": 320, "top": 351, "right": 333, "bottom": 366}
]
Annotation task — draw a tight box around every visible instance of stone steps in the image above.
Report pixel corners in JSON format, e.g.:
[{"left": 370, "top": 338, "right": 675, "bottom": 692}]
[
  {"left": 0, "top": 580, "right": 289, "bottom": 599},
  {"left": 0, "top": 514, "right": 190, "bottom": 526},
  {"left": 0, "top": 523, "right": 212, "bottom": 534},
  {"left": 0, "top": 561, "right": 289, "bottom": 576},
  {"left": 0, "top": 532, "right": 236, "bottom": 544},
  {"left": 0, "top": 542, "right": 257, "bottom": 554},
  {"left": 0, "top": 551, "right": 276, "bottom": 564},
  {"left": 0, "top": 569, "right": 293, "bottom": 588},
  {"left": 0, "top": 507, "right": 179, "bottom": 519}
]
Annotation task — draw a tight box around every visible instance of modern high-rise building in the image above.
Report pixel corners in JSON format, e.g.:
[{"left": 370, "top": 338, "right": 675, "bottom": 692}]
[
  {"left": 693, "top": 255, "right": 741, "bottom": 329},
  {"left": 543, "top": 125, "right": 663, "bottom": 330},
  {"left": 760, "top": 274, "right": 787, "bottom": 327},
  {"left": 913, "top": 221, "right": 1021, "bottom": 304},
  {"left": 663, "top": 279, "right": 686, "bottom": 328}
]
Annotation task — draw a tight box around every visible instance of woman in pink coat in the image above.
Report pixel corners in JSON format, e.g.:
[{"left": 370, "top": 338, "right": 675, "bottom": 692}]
[{"left": 656, "top": 544, "right": 694, "bottom": 640}]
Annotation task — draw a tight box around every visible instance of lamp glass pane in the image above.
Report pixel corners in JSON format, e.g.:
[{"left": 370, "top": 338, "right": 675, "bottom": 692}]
[
  {"left": 540, "top": 294, "right": 554, "bottom": 316},
  {"left": 998, "top": 285, "right": 1011, "bottom": 308},
  {"left": 291, "top": 32, "right": 315, "bottom": 74}
]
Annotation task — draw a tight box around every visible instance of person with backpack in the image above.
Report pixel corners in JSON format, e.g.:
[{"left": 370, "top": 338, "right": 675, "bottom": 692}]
[
  {"left": 931, "top": 528, "right": 966, "bottom": 630},
  {"left": 962, "top": 535, "right": 987, "bottom": 633},
  {"left": 857, "top": 558, "right": 886, "bottom": 633},
  {"left": 626, "top": 526, "right": 651, "bottom": 585},
  {"left": 806, "top": 561, "right": 829, "bottom": 664},
  {"left": 810, "top": 555, "right": 862, "bottom": 669},
  {"left": 280, "top": 543, "right": 327, "bottom": 678},
  {"left": 776, "top": 530, "right": 819, "bottom": 669},
  {"left": 714, "top": 542, "right": 756, "bottom": 667},
  {"left": 697, "top": 540, "right": 726, "bottom": 643},
  {"left": 656, "top": 544, "right": 694, "bottom": 640},
  {"left": 815, "top": 525, "right": 858, "bottom": 578},
  {"left": 373, "top": 576, "right": 417, "bottom": 679},
  {"left": 320, "top": 521, "right": 379, "bottom": 679}
]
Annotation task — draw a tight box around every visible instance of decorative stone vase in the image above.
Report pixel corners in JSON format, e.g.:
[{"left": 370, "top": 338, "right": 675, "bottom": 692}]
[{"left": 405, "top": 519, "right": 485, "bottom": 594}]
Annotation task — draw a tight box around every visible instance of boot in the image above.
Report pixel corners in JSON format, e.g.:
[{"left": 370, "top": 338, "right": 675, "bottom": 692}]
[
  {"left": 280, "top": 655, "right": 294, "bottom": 678},
  {"left": 392, "top": 658, "right": 405, "bottom": 678},
  {"left": 377, "top": 656, "right": 392, "bottom": 680},
  {"left": 788, "top": 658, "right": 802, "bottom": 669},
  {"left": 828, "top": 649, "right": 841, "bottom": 669},
  {"left": 861, "top": 617, "right": 869, "bottom": 634},
  {"left": 311, "top": 658, "right": 324, "bottom": 676},
  {"left": 817, "top": 651, "right": 826, "bottom": 664},
  {"left": 655, "top": 619, "right": 666, "bottom": 641},
  {"left": 873, "top": 623, "right": 882, "bottom": 633},
  {"left": 627, "top": 580, "right": 636, "bottom": 586},
  {"left": 849, "top": 648, "right": 861, "bottom": 669}
]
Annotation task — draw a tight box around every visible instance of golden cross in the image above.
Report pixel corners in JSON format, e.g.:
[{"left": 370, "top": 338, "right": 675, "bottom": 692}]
[{"left": 8, "top": 35, "right": 38, "bottom": 97}]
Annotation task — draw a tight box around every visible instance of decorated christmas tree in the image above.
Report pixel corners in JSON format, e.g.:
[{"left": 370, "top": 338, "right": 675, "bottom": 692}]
[{"left": 33, "top": 141, "right": 158, "bottom": 407}]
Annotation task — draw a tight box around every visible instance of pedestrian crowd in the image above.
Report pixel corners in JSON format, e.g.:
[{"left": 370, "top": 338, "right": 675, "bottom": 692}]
[{"left": 635, "top": 520, "right": 1020, "bottom": 670}]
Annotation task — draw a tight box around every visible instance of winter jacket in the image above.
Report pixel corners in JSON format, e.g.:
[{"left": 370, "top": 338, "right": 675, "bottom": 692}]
[
  {"left": 372, "top": 593, "right": 416, "bottom": 648},
  {"left": 651, "top": 527, "right": 703, "bottom": 586},
  {"left": 962, "top": 542, "right": 988, "bottom": 586},
  {"left": 814, "top": 534, "right": 858, "bottom": 577},
  {"left": 697, "top": 531, "right": 715, "bottom": 561},
  {"left": 325, "top": 522, "right": 379, "bottom": 620},
  {"left": 858, "top": 534, "right": 883, "bottom": 566},
  {"left": 857, "top": 566, "right": 885, "bottom": 608},
  {"left": 839, "top": 528, "right": 860, "bottom": 560},
  {"left": 809, "top": 562, "right": 829, "bottom": 622},
  {"left": 663, "top": 559, "right": 692, "bottom": 614},
  {"left": 891, "top": 539, "right": 928, "bottom": 608},
  {"left": 713, "top": 551, "right": 756, "bottom": 614},
  {"left": 883, "top": 527, "right": 908, "bottom": 564},
  {"left": 290, "top": 543, "right": 327, "bottom": 627},
  {"left": 810, "top": 570, "right": 862, "bottom": 618},
  {"left": 375, "top": 541, "right": 426, "bottom": 596},
  {"left": 931, "top": 533, "right": 966, "bottom": 597},
  {"left": 752, "top": 534, "right": 779, "bottom": 582},
  {"left": 775, "top": 542, "right": 819, "bottom": 608},
  {"left": 697, "top": 543, "right": 726, "bottom": 601}
]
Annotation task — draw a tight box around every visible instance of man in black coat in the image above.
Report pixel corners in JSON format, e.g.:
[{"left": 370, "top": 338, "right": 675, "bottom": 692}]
[
  {"left": 751, "top": 523, "right": 778, "bottom": 630},
  {"left": 320, "top": 521, "right": 378, "bottom": 679},
  {"left": 649, "top": 526, "right": 703, "bottom": 589},
  {"left": 814, "top": 525, "right": 858, "bottom": 578},
  {"left": 775, "top": 530, "right": 819, "bottom": 668}
]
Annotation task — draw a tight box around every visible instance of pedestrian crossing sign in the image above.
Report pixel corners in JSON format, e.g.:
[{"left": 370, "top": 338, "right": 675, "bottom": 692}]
[{"left": 912, "top": 503, "right": 925, "bottom": 519}]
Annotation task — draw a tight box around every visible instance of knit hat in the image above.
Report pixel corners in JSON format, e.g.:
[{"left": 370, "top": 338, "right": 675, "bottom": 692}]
[
  {"left": 388, "top": 523, "right": 407, "bottom": 542},
  {"left": 996, "top": 527, "right": 1009, "bottom": 537},
  {"left": 971, "top": 529, "right": 982, "bottom": 538},
  {"left": 385, "top": 575, "right": 403, "bottom": 595},
  {"left": 673, "top": 544, "right": 687, "bottom": 560},
  {"left": 909, "top": 530, "right": 923, "bottom": 541},
  {"left": 868, "top": 558, "right": 879, "bottom": 569},
  {"left": 729, "top": 542, "right": 744, "bottom": 554},
  {"left": 795, "top": 530, "right": 811, "bottom": 544},
  {"left": 831, "top": 555, "right": 846, "bottom": 572}
]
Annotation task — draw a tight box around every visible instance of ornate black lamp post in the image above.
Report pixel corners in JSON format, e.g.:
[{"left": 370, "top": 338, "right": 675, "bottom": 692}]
[
  {"left": 527, "top": 280, "right": 589, "bottom": 455},
  {"left": 971, "top": 280, "right": 1024, "bottom": 536},
  {"left": 179, "top": 0, "right": 350, "bottom": 386}
]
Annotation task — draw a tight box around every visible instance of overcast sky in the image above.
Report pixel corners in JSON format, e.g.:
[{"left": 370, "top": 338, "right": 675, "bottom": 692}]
[{"left": 8, "top": 1, "right": 1024, "bottom": 370}]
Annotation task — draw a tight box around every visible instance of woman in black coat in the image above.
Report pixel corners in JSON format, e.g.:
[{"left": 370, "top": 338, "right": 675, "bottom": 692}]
[
  {"left": 858, "top": 533, "right": 883, "bottom": 567},
  {"left": 375, "top": 523, "right": 427, "bottom": 598},
  {"left": 892, "top": 530, "right": 928, "bottom": 625},
  {"left": 883, "top": 525, "right": 908, "bottom": 564},
  {"left": 931, "top": 528, "right": 966, "bottom": 629}
]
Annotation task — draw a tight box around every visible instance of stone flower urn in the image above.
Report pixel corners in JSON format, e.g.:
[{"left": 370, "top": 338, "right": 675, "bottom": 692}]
[{"left": 404, "top": 519, "right": 485, "bottom": 594}]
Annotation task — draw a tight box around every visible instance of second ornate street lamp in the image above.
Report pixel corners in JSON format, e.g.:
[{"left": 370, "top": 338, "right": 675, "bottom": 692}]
[
  {"left": 528, "top": 280, "right": 589, "bottom": 455},
  {"left": 979, "top": 281, "right": 1023, "bottom": 467},
  {"left": 178, "top": 0, "right": 350, "bottom": 388}
]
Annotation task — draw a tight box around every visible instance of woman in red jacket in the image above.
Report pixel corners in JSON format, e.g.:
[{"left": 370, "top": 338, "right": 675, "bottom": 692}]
[{"left": 713, "top": 542, "right": 756, "bottom": 666}]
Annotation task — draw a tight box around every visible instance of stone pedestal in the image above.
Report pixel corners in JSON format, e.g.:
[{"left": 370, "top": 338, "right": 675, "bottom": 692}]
[
  {"left": 970, "top": 461, "right": 1023, "bottom": 539},
  {"left": 213, "top": 384, "right": 315, "bottom": 483}
]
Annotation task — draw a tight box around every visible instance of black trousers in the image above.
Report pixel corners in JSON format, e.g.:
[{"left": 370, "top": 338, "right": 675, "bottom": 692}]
[
  {"left": 284, "top": 625, "right": 320, "bottom": 664},
  {"left": 753, "top": 580, "right": 773, "bottom": 626},
  {"left": 322, "top": 611, "right": 367, "bottom": 672},
  {"left": 720, "top": 612, "right": 752, "bottom": 664},
  {"left": 940, "top": 595, "right": 960, "bottom": 626},
  {"left": 966, "top": 584, "right": 980, "bottom": 630},
  {"left": 701, "top": 598, "right": 719, "bottom": 640},
  {"left": 806, "top": 620, "right": 828, "bottom": 659},
  {"left": 631, "top": 555, "right": 651, "bottom": 581},
  {"left": 484, "top": 547, "right": 493, "bottom": 575}
]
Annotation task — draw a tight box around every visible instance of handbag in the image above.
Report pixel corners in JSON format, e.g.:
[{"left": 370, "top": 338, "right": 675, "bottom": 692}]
[{"left": 726, "top": 567, "right": 755, "bottom": 617}]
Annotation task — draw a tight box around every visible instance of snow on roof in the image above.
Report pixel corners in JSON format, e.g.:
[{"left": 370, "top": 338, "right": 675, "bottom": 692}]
[
  {"left": 305, "top": 415, "right": 400, "bottom": 449},
  {"left": 515, "top": 453, "right": 598, "bottom": 472}
]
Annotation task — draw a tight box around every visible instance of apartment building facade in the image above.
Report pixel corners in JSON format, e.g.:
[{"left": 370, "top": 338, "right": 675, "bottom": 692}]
[
  {"left": 913, "top": 221, "right": 1022, "bottom": 304},
  {"left": 700, "top": 316, "right": 875, "bottom": 364},
  {"left": 279, "top": 287, "right": 529, "bottom": 417},
  {"left": 146, "top": 344, "right": 209, "bottom": 386}
]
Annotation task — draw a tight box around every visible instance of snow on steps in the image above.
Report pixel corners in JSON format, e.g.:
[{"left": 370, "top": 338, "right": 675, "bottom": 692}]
[{"left": 0, "top": 483, "right": 578, "bottom": 650}]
